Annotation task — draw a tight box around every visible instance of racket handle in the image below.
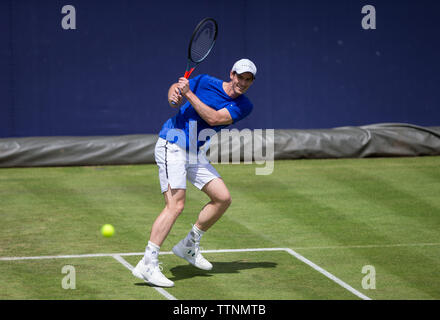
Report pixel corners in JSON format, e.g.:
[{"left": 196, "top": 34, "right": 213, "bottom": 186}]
[{"left": 184, "top": 68, "right": 195, "bottom": 79}]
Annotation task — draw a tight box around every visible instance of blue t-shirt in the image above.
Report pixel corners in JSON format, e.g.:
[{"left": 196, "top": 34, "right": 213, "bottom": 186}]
[{"left": 158, "top": 74, "right": 253, "bottom": 152}]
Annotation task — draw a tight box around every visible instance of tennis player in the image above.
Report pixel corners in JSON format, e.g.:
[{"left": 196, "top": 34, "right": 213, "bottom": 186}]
[{"left": 132, "top": 59, "right": 257, "bottom": 287}]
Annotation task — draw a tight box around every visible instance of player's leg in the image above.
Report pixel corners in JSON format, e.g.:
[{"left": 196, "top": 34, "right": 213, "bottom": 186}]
[
  {"left": 149, "top": 186, "right": 186, "bottom": 246},
  {"left": 132, "top": 138, "right": 187, "bottom": 287},
  {"left": 173, "top": 164, "right": 229, "bottom": 270},
  {"left": 133, "top": 186, "right": 185, "bottom": 287},
  {"left": 195, "top": 177, "right": 231, "bottom": 231},
  {"left": 149, "top": 138, "right": 187, "bottom": 247}
]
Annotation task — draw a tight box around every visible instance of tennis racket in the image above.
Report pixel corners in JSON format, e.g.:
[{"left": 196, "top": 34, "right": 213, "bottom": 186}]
[{"left": 172, "top": 17, "right": 218, "bottom": 105}]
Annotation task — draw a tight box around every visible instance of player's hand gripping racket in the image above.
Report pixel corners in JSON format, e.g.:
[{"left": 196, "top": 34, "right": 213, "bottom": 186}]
[{"left": 171, "top": 17, "right": 218, "bottom": 105}]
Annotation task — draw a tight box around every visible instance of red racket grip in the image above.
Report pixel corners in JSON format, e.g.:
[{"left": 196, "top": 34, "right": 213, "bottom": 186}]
[{"left": 184, "top": 67, "right": 195, "bottom": 79}]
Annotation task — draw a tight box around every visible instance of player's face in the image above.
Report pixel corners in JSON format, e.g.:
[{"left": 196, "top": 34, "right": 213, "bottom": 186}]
[{"left": 230, "top": 72, "right": 254, "bottom": 95}]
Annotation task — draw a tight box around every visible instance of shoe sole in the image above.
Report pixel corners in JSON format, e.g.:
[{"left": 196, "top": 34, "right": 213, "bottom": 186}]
[{"left": 172, "top": 244, "right": 213, "bottom": 271}]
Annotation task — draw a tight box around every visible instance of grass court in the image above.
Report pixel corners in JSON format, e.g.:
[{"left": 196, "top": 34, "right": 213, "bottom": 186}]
[{"left": 1, "top": 156, "right": 439, "bottom": 299}]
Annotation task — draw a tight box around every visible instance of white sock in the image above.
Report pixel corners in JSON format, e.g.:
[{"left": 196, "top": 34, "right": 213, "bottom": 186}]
[
  {"left": 184, "top": 225, "right": 205, "bottom": 247},
  {"left": 144, "top": 241, "right": 160, "bottom": 263}
]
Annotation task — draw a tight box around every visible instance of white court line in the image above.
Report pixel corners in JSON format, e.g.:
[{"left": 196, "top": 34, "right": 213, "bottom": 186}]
[
  {"left": 0, "top": 252, "right": 144, "bottom": 261},
  {"left": 2, "top": 242, "right": 438, "bottom": 261},
  {"left": 284, "top": 248, "right": 371, "bottom": 300},
  {"left": 0, "top": 247, "right": 374, "bottom": 300},
  {"left": 112, "top": 255, "right": 177, "bottom": 301},
  {"left": 184, "top": 248, "right": 371, "bottom": 300},
  {"left": 3, "top": 242, "right": 438, "bottom": 299},
  {"left": 288, "top": 242, "right": 440, "bottom": 251}
]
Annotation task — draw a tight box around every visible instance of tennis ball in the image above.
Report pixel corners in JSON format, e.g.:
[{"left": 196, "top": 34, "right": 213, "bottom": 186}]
[{"left": 101, "top": 224, "right": 115, "bottom": 237}]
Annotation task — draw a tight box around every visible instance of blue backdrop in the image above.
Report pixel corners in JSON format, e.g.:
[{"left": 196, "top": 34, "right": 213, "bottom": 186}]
[{"left": 1, "top": 0, "right": 439, "bottom": 138}]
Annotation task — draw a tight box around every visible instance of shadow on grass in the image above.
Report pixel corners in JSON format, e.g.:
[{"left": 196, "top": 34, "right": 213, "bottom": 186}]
[
  {"left": 169, "top": 260, "right": 277, "bottom": 282},
  {"left": 134, "top": 260, "right": 277, "bottom": 286}
]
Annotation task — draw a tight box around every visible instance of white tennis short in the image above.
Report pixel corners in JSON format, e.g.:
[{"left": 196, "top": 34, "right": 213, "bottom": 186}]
[{"left": 154, "top": 137, "right": 221, "bottom": 193}]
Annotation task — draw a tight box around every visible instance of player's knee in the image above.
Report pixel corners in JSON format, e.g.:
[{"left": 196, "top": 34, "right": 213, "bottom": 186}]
[
  {"left": 218, "top": 193, "right": 232, "bottom": 208},
  {"left": 175, "top": 201, "right": 185, "bottom": 215},
  {"left": 168, "top": 200, "right": 185, "bottom": 216}
]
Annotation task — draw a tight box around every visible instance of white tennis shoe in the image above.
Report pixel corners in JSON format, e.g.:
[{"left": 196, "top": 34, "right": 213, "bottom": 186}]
[
  {"left": 132, "top": 257, "right": 174, "bottom": 287},
  {"left": 172, "top": 239, "right": 213, "bottom": 271}
]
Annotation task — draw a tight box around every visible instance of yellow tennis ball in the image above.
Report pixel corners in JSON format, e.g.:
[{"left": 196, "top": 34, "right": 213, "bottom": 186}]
[{"left": 101, "top": 224, "right": 115, "bottom": 237}]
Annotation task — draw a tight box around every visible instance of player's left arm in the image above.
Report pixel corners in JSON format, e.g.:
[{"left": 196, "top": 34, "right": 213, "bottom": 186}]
[{"left": 178, "top": 77, "right": 233, "bottom": 126}]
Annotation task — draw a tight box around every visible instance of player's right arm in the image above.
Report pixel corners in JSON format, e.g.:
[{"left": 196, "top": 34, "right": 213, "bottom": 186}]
[
  {"left": 178, "top": 77, "right": 233, "bottom": 126},
  {"left": 168, "top": 83, "right": 183, "bottom": 108}
]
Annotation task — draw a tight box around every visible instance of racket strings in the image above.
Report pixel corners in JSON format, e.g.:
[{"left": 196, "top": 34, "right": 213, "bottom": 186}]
[{"left": 190, "top": 22, "right": 217, "bottom": 63}]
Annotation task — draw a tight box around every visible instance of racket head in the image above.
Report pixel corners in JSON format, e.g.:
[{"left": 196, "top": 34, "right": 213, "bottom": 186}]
[{"left": 188, "top": 17, "right": 218, "bottom": 64}]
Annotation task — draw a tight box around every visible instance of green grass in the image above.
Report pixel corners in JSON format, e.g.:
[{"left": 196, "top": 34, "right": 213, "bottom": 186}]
[{"left": 1, "top": 156, "right": 439, "bottom": 299}]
